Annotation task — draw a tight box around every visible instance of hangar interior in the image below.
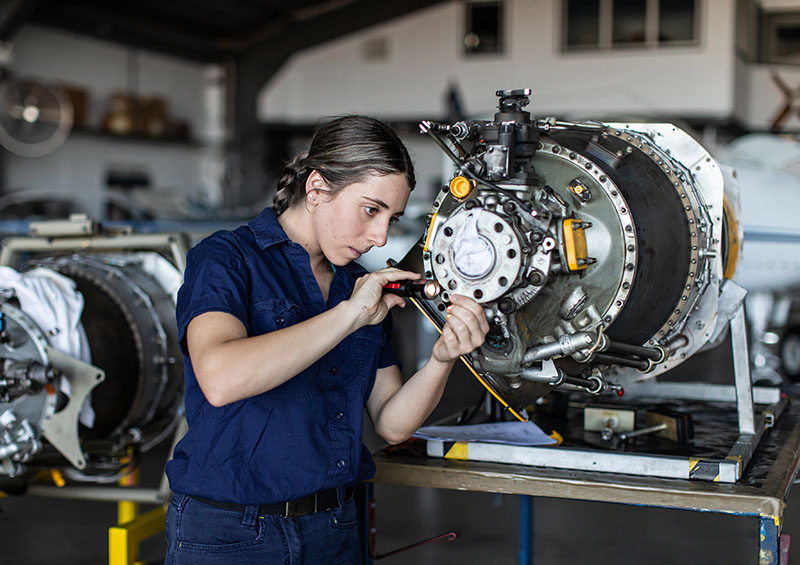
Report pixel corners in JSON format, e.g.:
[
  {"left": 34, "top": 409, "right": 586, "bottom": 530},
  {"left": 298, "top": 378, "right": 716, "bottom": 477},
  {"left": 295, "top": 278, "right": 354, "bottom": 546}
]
[{"left": 1, "top": 1, "right": 800, "bottom": 564}]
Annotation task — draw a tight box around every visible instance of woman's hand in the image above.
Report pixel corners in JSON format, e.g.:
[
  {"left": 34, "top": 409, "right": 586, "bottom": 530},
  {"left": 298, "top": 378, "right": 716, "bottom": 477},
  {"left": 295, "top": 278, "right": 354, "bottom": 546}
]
[
  {"left": 346, "top": 267, "right": 420, "bottom": 327},
  {"left": 431, "top": 294, "right": 490, "bottom": 364}
]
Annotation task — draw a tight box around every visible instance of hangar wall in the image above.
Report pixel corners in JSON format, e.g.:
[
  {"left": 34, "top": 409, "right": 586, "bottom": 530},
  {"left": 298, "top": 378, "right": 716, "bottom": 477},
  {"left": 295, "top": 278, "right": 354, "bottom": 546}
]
[{"left": 258, "top": 0, "right": 737, "bottom": 123}]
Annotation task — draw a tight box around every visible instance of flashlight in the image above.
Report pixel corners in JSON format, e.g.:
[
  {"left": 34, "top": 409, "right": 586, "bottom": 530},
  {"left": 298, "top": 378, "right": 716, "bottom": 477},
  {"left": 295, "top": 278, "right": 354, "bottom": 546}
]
[{"left": 383, "top": 279, "right": 442, "bottom": 300}]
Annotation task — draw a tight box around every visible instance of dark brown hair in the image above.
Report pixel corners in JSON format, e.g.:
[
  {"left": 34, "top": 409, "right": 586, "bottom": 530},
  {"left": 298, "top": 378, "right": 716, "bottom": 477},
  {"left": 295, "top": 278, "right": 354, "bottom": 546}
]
[{"left": 273, "top": 115, "right": 415, "bottom": 215}]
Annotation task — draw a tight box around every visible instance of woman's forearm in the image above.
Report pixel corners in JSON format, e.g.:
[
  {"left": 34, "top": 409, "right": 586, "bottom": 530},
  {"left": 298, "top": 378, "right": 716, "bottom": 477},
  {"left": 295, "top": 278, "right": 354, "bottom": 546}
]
[
  {"left": 191, "top": 301, "right": 361, "bottom": 406},
  {"left": 372, "top": 356, "right": 455, "bottom": 444}
]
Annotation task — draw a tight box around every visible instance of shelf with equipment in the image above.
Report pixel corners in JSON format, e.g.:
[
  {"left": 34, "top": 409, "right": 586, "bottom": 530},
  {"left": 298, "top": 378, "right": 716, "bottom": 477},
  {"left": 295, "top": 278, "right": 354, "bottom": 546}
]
[{"left": 69, "top": 125, "right": 201, "bottom": 147}]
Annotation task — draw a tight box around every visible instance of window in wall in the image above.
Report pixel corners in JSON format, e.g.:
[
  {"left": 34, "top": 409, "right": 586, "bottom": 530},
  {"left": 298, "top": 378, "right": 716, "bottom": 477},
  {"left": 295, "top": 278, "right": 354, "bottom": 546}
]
[
  {"left": 464, "top": 1, "right": 504, "bottom": 55},
  {"left": 565, "top": 0, "right": 600, "bottom": 49},
  {"left": 761, "top": 12, "right": 800, "bottom": 64},
  {"left": 659, "top": 0, "right": 696, "bottom": 43},
  {"left": 613, "top": 0, "right": 647, "bottom": 46},
  {"left": 775, "top": 20, "right": 800, "bottom": 58},
  {"left": 563, "top": 0, "right": 699, "bottom": 51}
]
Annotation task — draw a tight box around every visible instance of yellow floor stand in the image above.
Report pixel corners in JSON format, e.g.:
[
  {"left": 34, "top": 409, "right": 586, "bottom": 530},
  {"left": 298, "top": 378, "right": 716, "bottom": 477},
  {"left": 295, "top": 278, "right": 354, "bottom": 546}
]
[
  {"left": 108, "top": 467, "right": 168, "bottom": 565},
  {"left": 109, "top": 504, "right": 167, "bottom": 565}
]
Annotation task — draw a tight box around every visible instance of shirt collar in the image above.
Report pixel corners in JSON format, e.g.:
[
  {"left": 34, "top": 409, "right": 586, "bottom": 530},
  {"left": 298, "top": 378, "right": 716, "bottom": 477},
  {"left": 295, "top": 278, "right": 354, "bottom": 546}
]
[
  {"left": 248, "top": 207, "right": 289, "bottom": 250},
  {"left": 247, "top": 207, "right": 362, "bottom": 284}
]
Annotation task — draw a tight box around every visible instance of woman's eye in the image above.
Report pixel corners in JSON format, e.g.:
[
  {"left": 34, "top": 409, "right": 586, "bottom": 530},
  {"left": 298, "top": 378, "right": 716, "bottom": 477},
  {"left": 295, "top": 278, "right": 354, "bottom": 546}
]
[
  {"left": 365, "top": 206, "right": 378, "bottom": 216},
  {"left": 389, "top": 216, "right": 400, "bottom": 225}
]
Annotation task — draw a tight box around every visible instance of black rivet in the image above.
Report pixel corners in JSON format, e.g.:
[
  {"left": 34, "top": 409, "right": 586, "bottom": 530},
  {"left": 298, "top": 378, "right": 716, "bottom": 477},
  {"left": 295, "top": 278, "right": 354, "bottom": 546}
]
[
  {"left": 335, "top": 411, "right": 344, "bottom": 420},
  {"left": 276, "top": 317, "right": 285, "bottom": 325},
  {"left": 329, "top": 367, "right": 338, "bottom": 375},
  {"left": 336, "top": 459, "right": 346, "bottom": 469}
]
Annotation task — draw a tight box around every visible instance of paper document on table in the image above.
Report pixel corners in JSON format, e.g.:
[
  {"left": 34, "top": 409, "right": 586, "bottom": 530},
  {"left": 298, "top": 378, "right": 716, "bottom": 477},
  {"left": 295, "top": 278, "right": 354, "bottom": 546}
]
[{"left": 413, "top": 421, "right": 557, "bottom": 446}]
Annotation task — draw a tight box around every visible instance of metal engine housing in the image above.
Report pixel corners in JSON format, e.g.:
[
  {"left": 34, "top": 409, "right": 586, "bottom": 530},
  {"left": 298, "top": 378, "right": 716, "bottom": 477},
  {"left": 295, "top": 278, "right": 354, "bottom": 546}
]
[{"left": 407, "top": 89, "right": 736, "bottom": 417}]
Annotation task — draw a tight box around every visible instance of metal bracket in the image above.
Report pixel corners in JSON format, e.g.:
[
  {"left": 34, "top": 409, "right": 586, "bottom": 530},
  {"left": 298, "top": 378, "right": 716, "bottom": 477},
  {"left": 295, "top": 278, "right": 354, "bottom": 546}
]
[
  {"left": 40, "top": 346, "right": 105, "bottom": 469},
  {"left": 731, "top": 303, "right": 756, "bottom": 434}
]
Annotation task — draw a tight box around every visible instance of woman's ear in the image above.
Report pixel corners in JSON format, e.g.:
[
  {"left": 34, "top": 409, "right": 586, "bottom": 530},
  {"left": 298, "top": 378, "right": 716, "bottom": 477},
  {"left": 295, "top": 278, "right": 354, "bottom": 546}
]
[{"left": 305, "top": 171, "right": 327, "bottom": 207}]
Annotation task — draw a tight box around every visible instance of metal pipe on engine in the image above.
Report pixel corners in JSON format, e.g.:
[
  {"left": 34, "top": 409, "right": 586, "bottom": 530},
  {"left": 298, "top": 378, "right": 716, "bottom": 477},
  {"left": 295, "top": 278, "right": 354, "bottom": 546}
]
[
  {"left": 593, "top": 353, "right": 650, "bottom": 371},
  {"left": 522, "top": 331, "right": 596, "bottom": 364},
  {"left": 519, "top": 366, "right": 564, "bottom": 386},
  {"left": 604, "top": 340, "right": 665, "bottom": 362}
]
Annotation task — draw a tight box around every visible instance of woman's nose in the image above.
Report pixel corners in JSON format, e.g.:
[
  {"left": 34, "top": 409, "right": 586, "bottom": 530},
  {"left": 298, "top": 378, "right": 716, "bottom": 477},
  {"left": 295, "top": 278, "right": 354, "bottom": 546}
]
[{"left": 367, "top": 220, "right": 389, "bottom": 247}]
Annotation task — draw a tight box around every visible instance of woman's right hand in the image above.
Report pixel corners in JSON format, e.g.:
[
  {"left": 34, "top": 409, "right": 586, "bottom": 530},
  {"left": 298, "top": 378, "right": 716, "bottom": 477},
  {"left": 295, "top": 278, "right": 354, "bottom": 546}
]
[{"left": 346, "top": 267, "right": 420, "bottom": 328}]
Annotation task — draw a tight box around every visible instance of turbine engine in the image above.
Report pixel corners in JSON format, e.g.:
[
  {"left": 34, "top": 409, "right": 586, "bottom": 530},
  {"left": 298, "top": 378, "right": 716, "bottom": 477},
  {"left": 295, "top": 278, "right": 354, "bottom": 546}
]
[
  {"left": 0, "top": 222, "right": 186, "bottom": 491},
  {"left": 406, "top": 89, "right": 738, "bottom": 419}
]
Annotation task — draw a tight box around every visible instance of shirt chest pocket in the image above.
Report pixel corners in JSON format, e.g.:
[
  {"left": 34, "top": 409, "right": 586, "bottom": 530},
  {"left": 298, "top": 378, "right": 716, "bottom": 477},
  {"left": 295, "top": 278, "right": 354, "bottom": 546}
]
[{"left": 250, "top": 298, "right": 300, "bottom": 336}]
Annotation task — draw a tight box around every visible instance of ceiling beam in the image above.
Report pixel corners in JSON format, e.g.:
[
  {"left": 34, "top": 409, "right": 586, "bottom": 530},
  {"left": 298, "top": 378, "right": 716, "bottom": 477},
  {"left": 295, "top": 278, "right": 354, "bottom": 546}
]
[{"left": 29, "top": 1, "right": 221, "bottom": 62}]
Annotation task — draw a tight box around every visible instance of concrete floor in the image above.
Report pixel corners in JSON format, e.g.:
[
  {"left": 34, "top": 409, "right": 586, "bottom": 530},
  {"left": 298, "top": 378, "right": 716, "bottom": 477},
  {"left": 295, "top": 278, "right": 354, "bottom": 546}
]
[{"left": 1, "top": 330, "right": 800, "bottom": 564}]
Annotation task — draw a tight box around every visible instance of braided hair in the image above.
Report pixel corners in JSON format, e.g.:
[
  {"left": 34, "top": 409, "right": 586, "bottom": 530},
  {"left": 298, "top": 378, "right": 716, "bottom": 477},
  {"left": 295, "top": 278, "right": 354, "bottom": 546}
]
[{"left": 273, "top": 115, "right": 415, "bottom": 215}]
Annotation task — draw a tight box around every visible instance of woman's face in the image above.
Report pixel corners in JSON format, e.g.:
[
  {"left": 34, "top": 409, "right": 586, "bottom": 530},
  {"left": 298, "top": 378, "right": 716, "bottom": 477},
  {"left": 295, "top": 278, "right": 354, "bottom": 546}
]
[{"left": 312, "top": 172, "right": 411, "bottom": 266}]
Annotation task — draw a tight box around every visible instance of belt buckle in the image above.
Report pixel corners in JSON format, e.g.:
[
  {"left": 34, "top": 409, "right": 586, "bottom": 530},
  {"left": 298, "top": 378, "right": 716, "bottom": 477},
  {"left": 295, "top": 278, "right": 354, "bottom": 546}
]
[{"left": 282, "top": 492, "right": 323, "bottom": 518}]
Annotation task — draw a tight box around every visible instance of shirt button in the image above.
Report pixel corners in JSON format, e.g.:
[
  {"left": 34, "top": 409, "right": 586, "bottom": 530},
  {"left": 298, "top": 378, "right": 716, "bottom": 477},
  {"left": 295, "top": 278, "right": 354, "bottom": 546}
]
[
  {"left": 329, "top": 367, "right": 338, "bottom": 375},
  {"left": 335, "top": 411, "right": 344, "bottom": 420},
  {"left": 336, "top": 459, "right": 346, "bottom": 469}
]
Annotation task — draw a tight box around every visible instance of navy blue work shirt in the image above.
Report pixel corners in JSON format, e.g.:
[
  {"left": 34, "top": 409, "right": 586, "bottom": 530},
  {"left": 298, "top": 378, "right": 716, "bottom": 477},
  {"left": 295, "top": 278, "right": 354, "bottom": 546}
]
[{"left": 166, "top": 207, "right": 400, "bottom": 505}]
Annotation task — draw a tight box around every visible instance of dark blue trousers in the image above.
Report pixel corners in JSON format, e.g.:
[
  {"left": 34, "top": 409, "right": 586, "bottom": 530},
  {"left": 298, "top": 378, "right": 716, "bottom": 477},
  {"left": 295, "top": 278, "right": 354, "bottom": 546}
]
[{"left": 165, "top": 490, "right": 362, "bottom": 564}]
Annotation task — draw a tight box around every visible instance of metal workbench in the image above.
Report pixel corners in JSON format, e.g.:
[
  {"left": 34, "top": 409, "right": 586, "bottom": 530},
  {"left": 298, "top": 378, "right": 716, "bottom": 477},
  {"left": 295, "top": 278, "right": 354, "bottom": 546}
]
[{"left": 367, "top": 398, "right": 800, "bottom": 565}]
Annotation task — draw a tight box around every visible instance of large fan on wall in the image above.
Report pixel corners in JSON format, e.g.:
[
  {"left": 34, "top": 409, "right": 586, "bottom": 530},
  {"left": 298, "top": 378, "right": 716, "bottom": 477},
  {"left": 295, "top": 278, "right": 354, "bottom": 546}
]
[{"left": 0, "top": 77, "right": 73, "bottom": 157}]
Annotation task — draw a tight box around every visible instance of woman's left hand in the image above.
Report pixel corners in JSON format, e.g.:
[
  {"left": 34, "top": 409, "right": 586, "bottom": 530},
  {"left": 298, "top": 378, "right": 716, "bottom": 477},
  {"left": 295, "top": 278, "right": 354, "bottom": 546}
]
[{"left": 431, "top": 294, "right": 490, "bottom": 364}]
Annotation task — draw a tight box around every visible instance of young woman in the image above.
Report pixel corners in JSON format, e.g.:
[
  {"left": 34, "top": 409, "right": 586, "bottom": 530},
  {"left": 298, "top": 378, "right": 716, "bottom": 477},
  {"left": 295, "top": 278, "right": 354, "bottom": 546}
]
[{"left": 164, "top": 115, "right": 489, "bottom": 564}]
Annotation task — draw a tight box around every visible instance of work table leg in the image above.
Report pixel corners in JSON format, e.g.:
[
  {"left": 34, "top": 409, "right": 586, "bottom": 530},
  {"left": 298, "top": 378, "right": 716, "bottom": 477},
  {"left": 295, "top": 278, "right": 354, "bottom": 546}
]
[{"left": 519, "top": 495, "right": 533, "bottom": 565}]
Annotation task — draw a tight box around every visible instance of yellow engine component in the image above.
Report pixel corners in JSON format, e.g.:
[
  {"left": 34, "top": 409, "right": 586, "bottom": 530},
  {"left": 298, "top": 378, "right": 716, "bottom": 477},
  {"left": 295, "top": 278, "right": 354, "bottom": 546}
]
[
  {"left": 722, "top": 192, "right": 741, "bottom": 280},
  {"left": 449, "top": 176, "right": 474, "bottom": 199},
  {"left": 569, "top": 180, "right": 588, "bottom": 197},
  {"left": 562, "top": 218, "right": 589, "bottom": 271}
]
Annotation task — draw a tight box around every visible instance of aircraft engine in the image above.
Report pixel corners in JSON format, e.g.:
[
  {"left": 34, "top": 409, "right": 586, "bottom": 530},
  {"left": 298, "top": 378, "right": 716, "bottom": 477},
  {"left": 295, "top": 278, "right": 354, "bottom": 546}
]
[
  {"left": 0, "top": 232, "right": 184, "bottom": 492},
  {"left": 406, "top": 89, "right": 740, "bottom": 419}
]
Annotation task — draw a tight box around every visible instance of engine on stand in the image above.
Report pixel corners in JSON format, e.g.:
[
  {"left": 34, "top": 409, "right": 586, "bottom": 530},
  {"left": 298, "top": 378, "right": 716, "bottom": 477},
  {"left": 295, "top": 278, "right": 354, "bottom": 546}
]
[
  {"left": 0, "top": 217, "right": 186, "bottom": 493},
  {"left": 404, "top": 89, "right": 741, "bottom": 422}
]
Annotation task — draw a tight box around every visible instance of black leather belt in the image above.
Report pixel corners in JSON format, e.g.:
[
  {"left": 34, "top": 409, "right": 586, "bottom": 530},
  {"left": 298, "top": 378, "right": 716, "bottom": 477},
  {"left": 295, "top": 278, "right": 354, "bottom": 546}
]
[{"left": 192, "top": 486, "right": 354, "bottom": 518}]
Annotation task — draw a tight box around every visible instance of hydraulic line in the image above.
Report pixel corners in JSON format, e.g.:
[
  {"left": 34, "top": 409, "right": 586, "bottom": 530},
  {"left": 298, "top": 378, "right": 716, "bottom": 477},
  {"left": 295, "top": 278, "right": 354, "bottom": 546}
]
[
  {"left": 604, "top": 340, "right": 663, "bottom": 361},
  {"left": 593, "top": 353, "right": 649, "bottom": 371}
]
